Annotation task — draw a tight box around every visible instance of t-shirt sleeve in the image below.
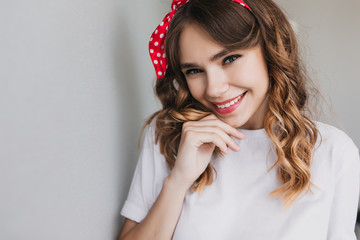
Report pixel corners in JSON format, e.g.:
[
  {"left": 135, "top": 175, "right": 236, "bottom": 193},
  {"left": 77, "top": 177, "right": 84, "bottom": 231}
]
[
  {"left": 327, "top": 141, "right": 360, "bottom": 240},
  {"left": 120, "top": 123, "right": 170, "bottom": 223}
]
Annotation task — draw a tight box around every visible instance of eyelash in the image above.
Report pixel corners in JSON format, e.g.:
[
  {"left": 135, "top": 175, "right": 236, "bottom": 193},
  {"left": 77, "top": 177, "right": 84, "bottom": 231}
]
[
  {"left": 224, "top": 54, "right": 241, "bottom": 64},
  {"left": 185, "top": 54, "right": 242, "bottom": 75}
]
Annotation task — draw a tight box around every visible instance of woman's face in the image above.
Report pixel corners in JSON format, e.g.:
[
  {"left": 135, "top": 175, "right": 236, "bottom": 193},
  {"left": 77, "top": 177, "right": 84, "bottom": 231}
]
[{"left": 179, "top": 24, "right": 270, "bottom": 129}]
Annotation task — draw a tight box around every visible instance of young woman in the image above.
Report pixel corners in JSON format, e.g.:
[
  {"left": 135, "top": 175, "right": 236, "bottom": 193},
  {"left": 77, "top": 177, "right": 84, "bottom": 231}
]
[{"left": 118, "top": 0, "right": 360, "bottom": 239}]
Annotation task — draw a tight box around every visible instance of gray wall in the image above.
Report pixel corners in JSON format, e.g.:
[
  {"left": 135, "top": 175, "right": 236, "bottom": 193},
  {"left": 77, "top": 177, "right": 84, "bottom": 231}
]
[
  {"left": 0, "top": 0, "right": 164, "bottom": 239},
  {"left": 0, "top": 0, "right": 359, "bottom": 239},
  {"left": 276, "top": 0, "right": 360, "bottom": 147}
]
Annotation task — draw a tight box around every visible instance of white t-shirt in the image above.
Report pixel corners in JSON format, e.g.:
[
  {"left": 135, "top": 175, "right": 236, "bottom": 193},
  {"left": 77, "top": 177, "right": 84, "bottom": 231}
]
[{"left": 121, "top": 121, "right": 360, "bottom": 240}]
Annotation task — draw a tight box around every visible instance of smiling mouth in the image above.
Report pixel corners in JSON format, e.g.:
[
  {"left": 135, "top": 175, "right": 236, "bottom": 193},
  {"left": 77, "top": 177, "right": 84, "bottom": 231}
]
[{"left": 213, "top": 91, "right": 247, "bottom": 109}]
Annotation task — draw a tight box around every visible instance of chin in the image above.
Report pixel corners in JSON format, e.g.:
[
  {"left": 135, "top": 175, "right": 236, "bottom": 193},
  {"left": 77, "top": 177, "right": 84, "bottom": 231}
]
[{"left": 219, "top": 115, "right": 248, "bottom": 129}]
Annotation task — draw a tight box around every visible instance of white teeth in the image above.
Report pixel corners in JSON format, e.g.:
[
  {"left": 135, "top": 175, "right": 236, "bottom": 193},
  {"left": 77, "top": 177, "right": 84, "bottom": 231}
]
[{"left": 216, "top": 92, "right": 245, "bottom": 109}]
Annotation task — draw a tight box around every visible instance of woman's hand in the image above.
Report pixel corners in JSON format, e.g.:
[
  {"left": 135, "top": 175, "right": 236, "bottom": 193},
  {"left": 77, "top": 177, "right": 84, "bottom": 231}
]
[{"left": 168, "top": 114, "right": 245, "bottom": 189}]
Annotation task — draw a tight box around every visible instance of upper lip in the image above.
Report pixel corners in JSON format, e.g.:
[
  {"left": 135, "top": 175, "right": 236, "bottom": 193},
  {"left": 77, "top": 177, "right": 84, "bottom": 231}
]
[{"left": 210, "top": 92, "right": 246, "bottom": 105}]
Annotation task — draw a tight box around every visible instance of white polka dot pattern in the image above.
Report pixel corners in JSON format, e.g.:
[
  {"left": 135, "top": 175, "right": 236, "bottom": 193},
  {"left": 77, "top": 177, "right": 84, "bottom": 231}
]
[
  {"left": 149, "top": 0, "right": 251, "bottom": 79},
  {"left": 148, "top": 0, "right": 190, "bottom": 79}
]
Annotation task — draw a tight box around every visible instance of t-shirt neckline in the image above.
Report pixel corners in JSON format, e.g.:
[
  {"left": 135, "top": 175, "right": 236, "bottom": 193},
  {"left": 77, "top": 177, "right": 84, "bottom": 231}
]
[{"left": 237, "top": 127, "right": 268, "bottom": 140}]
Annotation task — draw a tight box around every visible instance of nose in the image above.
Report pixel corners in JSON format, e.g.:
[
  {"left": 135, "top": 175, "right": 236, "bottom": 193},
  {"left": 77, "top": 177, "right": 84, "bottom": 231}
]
[{"left": 205, "top": 68, "right": 229, "bottom": 98}]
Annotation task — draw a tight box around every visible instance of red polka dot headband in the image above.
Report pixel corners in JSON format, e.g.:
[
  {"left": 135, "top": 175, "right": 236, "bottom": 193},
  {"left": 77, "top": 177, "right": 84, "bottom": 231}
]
[{"left": 149, "top": 0, "right": 251, "bottom": 79}]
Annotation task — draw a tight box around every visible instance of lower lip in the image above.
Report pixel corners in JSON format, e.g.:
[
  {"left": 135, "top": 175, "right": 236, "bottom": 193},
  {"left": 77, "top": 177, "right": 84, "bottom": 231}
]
[{"left": 212, "top": 92, "right": 247, "bottom": 115}]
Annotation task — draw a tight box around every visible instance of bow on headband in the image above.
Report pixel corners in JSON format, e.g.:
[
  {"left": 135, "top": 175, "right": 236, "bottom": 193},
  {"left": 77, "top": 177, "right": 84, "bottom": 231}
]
[{"left": 149, "top": 0, "right": 251, "bottom": 79}]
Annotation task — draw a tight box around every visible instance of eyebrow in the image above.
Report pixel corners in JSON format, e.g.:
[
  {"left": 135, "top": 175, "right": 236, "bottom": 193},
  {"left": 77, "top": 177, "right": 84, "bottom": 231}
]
[{"left": 180, "top": 49, "right": 230, "bottom": 70}]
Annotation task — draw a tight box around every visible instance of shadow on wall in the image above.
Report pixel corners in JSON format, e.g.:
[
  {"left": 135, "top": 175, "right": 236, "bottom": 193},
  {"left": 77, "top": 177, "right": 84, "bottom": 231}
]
[
  {"left": 112, "top": 14, "right": 143, "bottom": 236},
  {"left": 356, "top": 211, "right": 360, "bottom": 238}
]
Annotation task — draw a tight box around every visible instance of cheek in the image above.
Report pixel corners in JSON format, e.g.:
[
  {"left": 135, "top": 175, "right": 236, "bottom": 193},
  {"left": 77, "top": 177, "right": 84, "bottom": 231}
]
[
  {"left": 239, "top": 65, "right": 269, "bottom": 93},
  {"left": 186, "top": 80, "right": 205, "bottom": 101},
  {"left": 256, "top": 70, "right": 270, "bottom": 93}
]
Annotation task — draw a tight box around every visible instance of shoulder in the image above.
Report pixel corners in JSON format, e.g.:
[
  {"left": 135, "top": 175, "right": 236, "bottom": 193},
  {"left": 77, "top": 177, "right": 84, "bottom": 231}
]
[
  {"left": 141, "top": 117, "right": 158, "bottom": 149},
  {"left": 313, "top": 121, "right": 358, "bottom": 153},
  {"left": 137, "top": 117, "right": 170, "bottom": 177},
  {"left": 312, "top": 121, "right": 359, "bottom": 177},
  {"left": 141, "top": 117, "right": 169, "bottom": 166}
]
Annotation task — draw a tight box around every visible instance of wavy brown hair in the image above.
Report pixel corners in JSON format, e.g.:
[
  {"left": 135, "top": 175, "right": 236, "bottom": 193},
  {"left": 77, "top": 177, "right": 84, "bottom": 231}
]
[{"left": 144, "top": 0, "right": 320, "bottom": 208}]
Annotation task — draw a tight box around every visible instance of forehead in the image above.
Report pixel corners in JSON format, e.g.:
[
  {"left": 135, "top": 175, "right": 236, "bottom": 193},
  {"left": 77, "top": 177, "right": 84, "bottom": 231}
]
[{"left": 179, "top": 24, "right": 225, "bottom": 62}]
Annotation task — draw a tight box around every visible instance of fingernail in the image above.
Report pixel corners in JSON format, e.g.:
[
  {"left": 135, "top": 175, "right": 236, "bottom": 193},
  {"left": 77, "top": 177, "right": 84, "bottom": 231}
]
[{"left": 238, "top": 131, "right": 245, "bottom": 138}]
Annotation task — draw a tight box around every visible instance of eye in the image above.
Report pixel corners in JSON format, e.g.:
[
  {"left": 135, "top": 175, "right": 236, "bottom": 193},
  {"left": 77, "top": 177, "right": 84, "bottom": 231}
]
[
  {"left": 185, "top": 69, "right": 203, "bottom": 75},
  {"left": 223, "top": 54, "right": 242, "bottom": 64}
]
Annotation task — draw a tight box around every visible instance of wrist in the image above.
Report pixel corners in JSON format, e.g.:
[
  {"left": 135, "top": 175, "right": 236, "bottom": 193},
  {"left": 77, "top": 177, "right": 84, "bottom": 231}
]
[{"left": 165, "top": 172, "right": 192, "bottom": 194}]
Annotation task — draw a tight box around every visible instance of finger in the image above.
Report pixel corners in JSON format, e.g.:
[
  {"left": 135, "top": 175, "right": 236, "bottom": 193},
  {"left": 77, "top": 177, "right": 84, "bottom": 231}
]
[
  {"left": 192, "top": 131, "right": 230, "bottom": 154},
  {"left": 189, "top": 126, "right": 240, "bottom": 152},
  {"left": 201, "top": 114, "right": 217, "bottom": 121},
  {"left": 186, "top": 118, "right": 245, "bottom": 140}
]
